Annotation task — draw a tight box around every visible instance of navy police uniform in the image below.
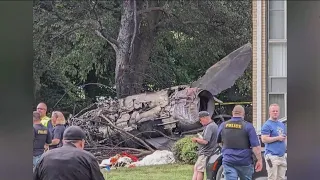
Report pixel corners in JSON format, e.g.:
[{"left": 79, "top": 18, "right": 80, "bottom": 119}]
[{"left": 33, "top": 124, "right": 52, "bottom": 167}]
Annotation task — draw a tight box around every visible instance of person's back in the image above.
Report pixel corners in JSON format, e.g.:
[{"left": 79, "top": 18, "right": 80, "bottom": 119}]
[
  {"left": 219, "top": 118, "right": 256, "bottom": 166},
  {"left": 33, "top": 124, "right": 52, "bottom": 156},
  {"left": 33, "top": 111, "right": 52, "bottom": 168},
  {"left": 217, "top": 105, "right": 262, "bottom": 180},
  {"left": 33, "top": 125, "right": 104, "bottom": 180},
  {"left": 35, "top": 144, "right": 101, "bottom": 180}
]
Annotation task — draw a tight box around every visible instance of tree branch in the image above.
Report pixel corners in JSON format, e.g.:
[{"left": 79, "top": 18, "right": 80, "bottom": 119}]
[
  {"left": 87, "top": 0, "right": 119, "bottom": 50},
  {"left": 95, "top": 30, "right": 119, "bottom": 50}
]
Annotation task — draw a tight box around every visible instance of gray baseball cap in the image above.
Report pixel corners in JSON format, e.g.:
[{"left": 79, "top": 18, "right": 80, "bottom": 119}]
[{"left": 198, "top": 111, "right": 210, "bottom": 118}]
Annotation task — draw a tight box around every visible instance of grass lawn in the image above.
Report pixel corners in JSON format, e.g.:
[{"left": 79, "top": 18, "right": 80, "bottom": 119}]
[{"left": 101, "top": 163, "right": 195, "bottom": 180}]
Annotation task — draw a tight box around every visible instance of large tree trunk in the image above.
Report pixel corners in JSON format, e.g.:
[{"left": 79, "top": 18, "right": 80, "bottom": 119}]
[{"left": 115, "top": 0, "right": 162, "bottom": 98}]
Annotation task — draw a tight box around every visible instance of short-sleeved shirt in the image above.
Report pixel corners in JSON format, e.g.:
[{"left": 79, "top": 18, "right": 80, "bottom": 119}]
[
  {"left": 33, "top": 143, "right": 105, "bottom": 180},
  {"left": 46, "top": 120, "right": 54, "bottom": 134},
  {"left": 261, "top": 119, "right": 287, "bottom": 156},
  {"left": 49, "top": 124, "right": 66, "bottom": 149},
  {"left": 198, "top": 121, "right": 219, "bottom": 156},
  {"left": 33, "top": 124, "right": 52, "bottom": 156},
  {"left": 217, "top": 117, "right": 260, "bottom": 166}
]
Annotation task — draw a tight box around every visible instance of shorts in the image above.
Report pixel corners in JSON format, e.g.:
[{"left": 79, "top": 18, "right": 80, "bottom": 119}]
[{"left": 194, "top": 155, "right": 208, "bottom": 172}]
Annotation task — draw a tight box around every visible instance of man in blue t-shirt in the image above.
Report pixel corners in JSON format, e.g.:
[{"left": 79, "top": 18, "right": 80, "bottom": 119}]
[
  {"left": 261, "top": 104, "right": 287, "bottom": 180},
  {"left": 217, "top": 105, "right": 263, "bottom": 180}
]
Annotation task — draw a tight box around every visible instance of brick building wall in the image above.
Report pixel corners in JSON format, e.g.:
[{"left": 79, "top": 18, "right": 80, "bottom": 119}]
[{"left": 252, "top": 0, "right": 267, "bottom": 130}]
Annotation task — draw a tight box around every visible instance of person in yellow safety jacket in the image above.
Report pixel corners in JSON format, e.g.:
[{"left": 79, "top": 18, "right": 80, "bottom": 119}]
[{"left": 36, "top": 102, "right": 54, "bottom": 133}]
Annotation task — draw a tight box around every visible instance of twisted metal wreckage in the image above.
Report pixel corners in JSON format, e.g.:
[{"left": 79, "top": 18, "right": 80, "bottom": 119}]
[{"left": 69, "top": 43, "right": 252, "bottom": 160}]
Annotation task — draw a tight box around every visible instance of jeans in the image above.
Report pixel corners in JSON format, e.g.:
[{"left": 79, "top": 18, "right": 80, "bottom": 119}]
[
  {"left": 33, "top": 155, "right": 42, "bottom": 168},
  {"left": 223, "top": 163, "right": 254, "bottom": 180}
]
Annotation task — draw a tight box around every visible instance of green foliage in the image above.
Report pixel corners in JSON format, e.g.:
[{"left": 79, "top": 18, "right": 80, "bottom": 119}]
[
  {"left": 33, "top": 0, "right": 253, "bottom": 112},
  {"left": 173, "top": 136, "right": 198, "bottom": 164}
]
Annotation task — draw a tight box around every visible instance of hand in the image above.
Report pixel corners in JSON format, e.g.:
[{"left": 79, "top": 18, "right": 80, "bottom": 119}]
[
  {"left": 191, "top": 137, "right": 197, "bottom": 143},
  {"left": 255, "top": 160, "right": 263, "bottom": 172},
  {"left": 277, "top": 135, "right": 286, "bottom": 142},
  {"left": 44, "top": 144, "right": 49, "bottom": 151}
]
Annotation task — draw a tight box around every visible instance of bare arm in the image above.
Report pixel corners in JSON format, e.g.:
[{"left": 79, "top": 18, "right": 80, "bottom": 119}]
[
  {"left": 261, "top": 135, "right": 280, "bottom": 143},
  {"left": 49, "top": 139, "right": 60, "bottom": 145},
  {"left": 196, "top": 138, "right": 208, "bottom": 145},
  {"left": 252, "top": 146, "right": 262, "bottom": 161}
]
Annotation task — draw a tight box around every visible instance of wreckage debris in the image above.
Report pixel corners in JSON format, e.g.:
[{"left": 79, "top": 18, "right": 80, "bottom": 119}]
[
  {"left": 99, "top": 150, "right": 175, "bottom": 169},
  {"left": 68, "top": 43, "right": 253, "bottom": 154}
]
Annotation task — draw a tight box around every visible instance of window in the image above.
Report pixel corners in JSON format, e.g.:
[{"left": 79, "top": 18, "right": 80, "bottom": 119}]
[
  {"left": 268, "top": 42, "right": 287, "bottom": 77},
  {"left": 267, "top": 0, "right": 287, "bottom": 120},
  {"left": 269, "top": 93, "right": 287, "bottom": 118},
  {"left": 268, "top": 0, "right": 287, "bottom": 78},
  {"left": 268, "top": 0, "right": 286, "bottom": 40},
  {"left": 268, "top": 77, "right": 286, "bottom": 92}
]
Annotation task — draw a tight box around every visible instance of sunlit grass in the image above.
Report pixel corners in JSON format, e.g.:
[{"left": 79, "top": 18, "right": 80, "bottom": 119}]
[{"left": 102, "top": 163, "right": 194, "bottom": 180}]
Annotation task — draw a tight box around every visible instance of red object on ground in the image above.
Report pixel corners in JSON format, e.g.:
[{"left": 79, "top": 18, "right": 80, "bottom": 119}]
[{"left": 121, "top": 152, "right": 139, "bottom": 162}]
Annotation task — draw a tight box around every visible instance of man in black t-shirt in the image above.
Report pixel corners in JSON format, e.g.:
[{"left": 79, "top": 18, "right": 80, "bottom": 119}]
[{"left": 33, "top": 111, "right": 52, "bottom": 168}]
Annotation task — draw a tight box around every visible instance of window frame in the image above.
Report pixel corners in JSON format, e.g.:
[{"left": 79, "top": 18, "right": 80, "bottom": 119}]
[{"left": 268, "top": 92, "right": 287, "bottom": 119}]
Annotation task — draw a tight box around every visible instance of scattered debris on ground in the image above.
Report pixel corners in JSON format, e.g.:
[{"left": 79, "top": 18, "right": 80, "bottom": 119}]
[
  {"left": 130, "top": 150, "right": 175, "bottom": 167},
  {"left": 99, "top": 150, "right": 175, "bottom": 169}
]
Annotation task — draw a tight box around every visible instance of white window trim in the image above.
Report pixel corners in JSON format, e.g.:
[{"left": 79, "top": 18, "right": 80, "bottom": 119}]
[
  {"left": 269, "top": 76, "right": 287, "bottom": 79},
  {"left": 284, "top": 0, "right": 287, "bottom": 39},
  {"left": 269, "top": 39, "right": 287, "bottom": 43},
  {"left": 268, "top": 93, "right": 287, "bottom": 118}
]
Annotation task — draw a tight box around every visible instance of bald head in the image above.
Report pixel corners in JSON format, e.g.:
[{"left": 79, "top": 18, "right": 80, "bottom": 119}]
[
  {"left": 232, "top": 105, "right": 245, "bottom": 118},
  {"left": 37, "top": 102, "right": 47, "bottom": 118}
]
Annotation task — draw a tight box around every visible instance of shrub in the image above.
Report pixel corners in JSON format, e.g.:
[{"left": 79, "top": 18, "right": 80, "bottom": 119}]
[{"left": 173, "top": 135, "right": 198, "bottom": 164}]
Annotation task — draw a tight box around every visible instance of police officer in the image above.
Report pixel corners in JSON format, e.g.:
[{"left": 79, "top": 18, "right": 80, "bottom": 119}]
[
  {"left": 33, "top": 111, "right": 52, "bottom": 168},
  {"left": 33, "top": 126, "right": 104, "bottom": 180},
  {"left": 216, "top": 105, "right": 263, "bottom": 180}
]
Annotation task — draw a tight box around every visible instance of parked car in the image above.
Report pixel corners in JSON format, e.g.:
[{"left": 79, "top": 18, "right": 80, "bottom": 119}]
[{"left": 206, "top": 117, "right": 287, "bottom": 180}]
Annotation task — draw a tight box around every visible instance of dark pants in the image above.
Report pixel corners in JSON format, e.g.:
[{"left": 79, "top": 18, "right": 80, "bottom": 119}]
[{"left": 223, "top": 163, "right": 254, "bottom": 180}]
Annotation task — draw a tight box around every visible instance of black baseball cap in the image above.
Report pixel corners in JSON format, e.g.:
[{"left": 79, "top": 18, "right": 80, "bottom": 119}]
[
  {"left": 198, "top": 111, "right": 210, "bottom": 118},
  {"left": 63, "top": 126, "right": 86, "bottom": 140}
]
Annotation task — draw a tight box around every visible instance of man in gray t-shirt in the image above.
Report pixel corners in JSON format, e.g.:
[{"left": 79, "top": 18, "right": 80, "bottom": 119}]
[{"left": 191, "top": 111, "right": 218, "bottom": 180}]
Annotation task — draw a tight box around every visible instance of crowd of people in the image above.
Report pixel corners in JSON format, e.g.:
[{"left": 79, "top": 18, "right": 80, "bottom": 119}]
[
  {"left": 192, "top": 104, "right": 287, "bottom": 180},
  {"left": 33, "top": 101, "right": 286, "bottom": 180},
  {"left": 33, "top": 102, "right": 105, "bottom": 180}
]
